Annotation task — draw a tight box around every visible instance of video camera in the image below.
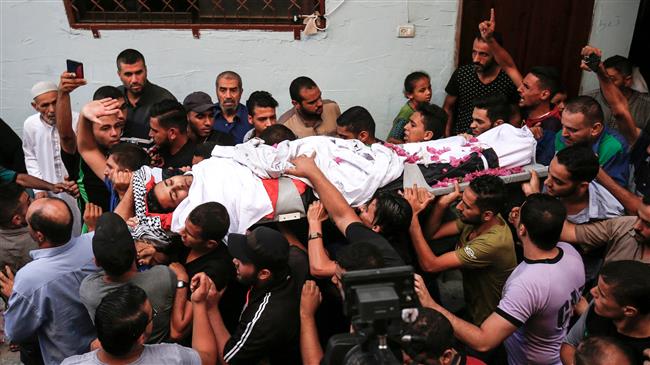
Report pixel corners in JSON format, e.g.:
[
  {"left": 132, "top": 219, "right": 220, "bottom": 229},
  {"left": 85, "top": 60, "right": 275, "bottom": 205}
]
[{"left": 322, "top": 265, "right": 419, "bottom": 365}]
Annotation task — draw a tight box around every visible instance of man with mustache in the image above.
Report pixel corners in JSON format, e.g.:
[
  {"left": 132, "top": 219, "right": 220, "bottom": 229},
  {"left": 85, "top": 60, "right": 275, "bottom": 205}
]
[
  {"left": 279, "top": 76, "right": 341, "bottom": 138},
  {"left": 116, "top": 49, "right": 176, "bottom": 146},
  {"left": 442, "top": 25, "right": 519, "bottom": 136},
  {"left": 212, "top": 71, "right": 251, "bottom": 144}
]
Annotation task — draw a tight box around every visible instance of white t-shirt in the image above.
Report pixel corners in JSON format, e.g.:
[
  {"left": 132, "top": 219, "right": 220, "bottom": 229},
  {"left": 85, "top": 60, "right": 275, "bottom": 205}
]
[{"left": 61, "top": 344, "right": 201, "bottom": 365}]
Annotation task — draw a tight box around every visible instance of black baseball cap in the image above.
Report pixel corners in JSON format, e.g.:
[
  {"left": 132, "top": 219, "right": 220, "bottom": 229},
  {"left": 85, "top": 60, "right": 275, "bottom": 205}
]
[
  {"left": 228, "top": 226, "right": 289, "bottom": 272},
  {"left": 183, "top": 91, "right": 214, "bottom": 114}
]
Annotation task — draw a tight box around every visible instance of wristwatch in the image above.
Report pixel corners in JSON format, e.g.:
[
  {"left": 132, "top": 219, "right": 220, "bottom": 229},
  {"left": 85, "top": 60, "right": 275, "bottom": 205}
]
[
  {"left": 176, "top": 280, "right": 188, "bottom": 289},
  {"left": 308, "top": 232, "right": 323, "bottom": 240}
]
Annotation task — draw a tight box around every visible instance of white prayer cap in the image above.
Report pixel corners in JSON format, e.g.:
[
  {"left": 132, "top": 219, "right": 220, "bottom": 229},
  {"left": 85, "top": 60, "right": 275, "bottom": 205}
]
[{"left": 31, "top": 81, "right": 58, "bottom": 99}]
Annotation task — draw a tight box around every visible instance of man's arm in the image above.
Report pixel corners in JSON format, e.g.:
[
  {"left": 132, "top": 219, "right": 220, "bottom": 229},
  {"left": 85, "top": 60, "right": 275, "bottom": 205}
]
[
  {"left": 480, "top": 9, "right": 523, "bottom": 87},
  {"left": 190, "top": 273, "right": 219, "bottom": 365},
  {"left": 306, "top": 201, "right": 336, "bottom": 278},
  {"left": 594, "top": 167, "right": 642, "bottom": 214},
  {"left": 423, "top": 182, "right": 462, "bottom": 240},
  {"left": 3, "top": 292, "right": 44, "bottom": 343},
  {"left": 560, "top": 221, "right": 578, "bottom": 243},
  {"left": 300, "top": 281, "right": 324, "bottom": 365},
  {"left": 414, "top": 274, "right": 516, "bottom": 352},
  {"left": 404, "top": 187, "right": 463, "bottom": 273},
  {"left": 169, "top": 263, "right": 193, "bottom": 341},
  {"left": 286, "top": 154, "right": 361, "bottom": 235},
  {"left": 56, "top": 72, "right": 86, "bottom": 154},
  {"left": 114, "top": 177, "right": 135, "bottom": 221},
  {"left": 442, "top": 95, "right": 457, "bottom": 137},
  {"left": 581, "top": 46, "right": 640, "bottom": 145},
  {"left": 559, "top": 305, "right": 589, "bottom": 365}
]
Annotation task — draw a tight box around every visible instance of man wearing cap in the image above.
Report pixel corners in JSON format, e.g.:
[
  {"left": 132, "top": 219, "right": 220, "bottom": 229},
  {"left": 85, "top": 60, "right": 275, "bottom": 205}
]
[
  {"left": 207, "top": 226, "right": 307, "bottom": 364},
  {"left": 3, "top": 197, "right": 99, "bottom": 364},
  {"left": 23, "top": 78, "right": 83, "bottom": 235},
  {"left": 79, "top": 212, "right": 177, "bottom": 344},
  {"left": 213, "top": 71, "right": 252, "bottom": 144},
  {"left": 183, "top": 91, "right": 235, "bottom": 145}
]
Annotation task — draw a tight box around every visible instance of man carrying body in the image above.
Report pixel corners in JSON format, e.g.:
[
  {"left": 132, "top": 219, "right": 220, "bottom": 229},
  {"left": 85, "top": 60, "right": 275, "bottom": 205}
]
[
  {"left": 335, "top": 106, "right": 382, "bottom": 145},
  {"left": 417, "top": 194, "right": 585, "bottom": 365},
  {"left": 242, "top": 91, "right": 278, "bottom": 142},
  {"left": 443, "top": 20, "right": 518, "bottom": 136},
  {"left": 182, "top": 91, "right": 234, "bottom": 145},
  {"left": 79, "top": 212, "right": 176, "bottom": 344},
  {"left": 116, "top": 49, "right": 176, "bottom": 145},
  {"left": 403, "top": 103, "right": 447, "bottom": 143},
  {"left": 207, "top": 226, "right": 307, "bottom": 364},
  {"left": 148, "top": 100, "right": 196, "bottom": 169},
  {"left": 212, "top": 71, "right": 251, "bottom": 144},
  {"left": 3, "top": 197, "right": 99, "bottom": 364},
  {"left": 403, "top": 176, "right": 516, "bottom": 327},
  {"left": 279, "top": 76, "right": 341, "bottom": 138}
]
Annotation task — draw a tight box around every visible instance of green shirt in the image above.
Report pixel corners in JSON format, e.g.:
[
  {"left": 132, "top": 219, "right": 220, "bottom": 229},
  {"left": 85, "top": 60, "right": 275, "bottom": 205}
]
[
  {"left": 387, "top": 102, "right": 415, "bottom": 140},
  {"left": 455, "top": 215, "right": 517, "bottom": 325}
]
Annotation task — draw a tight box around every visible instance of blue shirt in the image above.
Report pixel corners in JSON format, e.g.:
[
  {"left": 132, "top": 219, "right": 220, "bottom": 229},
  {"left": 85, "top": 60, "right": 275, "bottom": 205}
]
[
  {"left": 212, "top": 103, "right": 251, "bottom": 144},
  {"left": 4, "top": 233, "right": 99, "bottom": 365},
  {"left": 104, "top": 177, "right": 119, "bottom": 212}
]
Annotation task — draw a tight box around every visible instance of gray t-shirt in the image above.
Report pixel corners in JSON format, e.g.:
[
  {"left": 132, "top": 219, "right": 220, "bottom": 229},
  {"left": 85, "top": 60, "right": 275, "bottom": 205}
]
[
  {"left": 495, "top": 242, "right": 585, "bottom": 365},
  {"left": 61, "top": 343, "right": 200, "bottom": 365},
  {"left": 79, "top": 265, "right": 176, "bottom": 343}
]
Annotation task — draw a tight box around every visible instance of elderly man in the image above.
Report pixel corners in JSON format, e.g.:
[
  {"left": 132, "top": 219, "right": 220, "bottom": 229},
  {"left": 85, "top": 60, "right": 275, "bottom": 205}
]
[{"left": 212, "top": 71, "right": 251, "bottom": 144}]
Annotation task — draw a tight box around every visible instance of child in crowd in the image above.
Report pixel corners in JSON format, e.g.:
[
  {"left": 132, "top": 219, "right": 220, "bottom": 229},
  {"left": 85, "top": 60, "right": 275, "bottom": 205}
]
[{"left": 387, "top": 71, "right": 432, "bottom": 144}]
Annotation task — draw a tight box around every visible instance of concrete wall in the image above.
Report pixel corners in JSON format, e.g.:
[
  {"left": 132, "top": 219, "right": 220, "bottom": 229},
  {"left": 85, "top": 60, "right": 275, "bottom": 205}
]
[
  {"left": 1, "top": 0, "right": 640, "bottom": 139},
  {"left": 580, "top": 0, "right": 641, "bottom": 93},
  {"left": 1, "top": 0, "right": 458, "bottom": 139}
]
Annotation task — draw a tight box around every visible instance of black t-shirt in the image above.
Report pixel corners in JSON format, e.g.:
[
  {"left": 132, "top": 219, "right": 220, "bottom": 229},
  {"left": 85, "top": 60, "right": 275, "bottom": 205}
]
[
  {"left": 585, "top": 305, "right": 650, "bottom": 364},
  {"left": 180, "top": 244, "right": 247, "bottom": 333},
  {"left": 61, "top": 149, "right": 111, "bottom": 213},
  {"left": 159, "top": 140, "right": 196, "bottom": 169},
  {"left": 345, "top": 222, "right": 405, "bottom": 267},
  {"left": 119, "top": 81, "right": 177, "bottom": 141},
  {"left": 445, "top": 65, "right": 519, "bottom": 134},
  {"left": 0, "top": 118, "right": 26, "bottom": 173},
  {"left": 631, "top": 125, "right": 650, "bottom": 196}
]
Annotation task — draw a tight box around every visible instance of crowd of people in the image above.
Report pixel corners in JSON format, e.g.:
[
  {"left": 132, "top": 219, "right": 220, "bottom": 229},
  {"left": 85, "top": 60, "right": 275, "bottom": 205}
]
[{"left": 1, "top": 9, "right": 650, "bottom": 365}]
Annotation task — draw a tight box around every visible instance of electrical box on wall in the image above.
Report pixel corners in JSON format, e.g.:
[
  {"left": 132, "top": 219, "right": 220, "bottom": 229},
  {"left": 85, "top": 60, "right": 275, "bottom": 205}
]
[{"left": 397, "top": 24, "right": 415, "bottom": 38}]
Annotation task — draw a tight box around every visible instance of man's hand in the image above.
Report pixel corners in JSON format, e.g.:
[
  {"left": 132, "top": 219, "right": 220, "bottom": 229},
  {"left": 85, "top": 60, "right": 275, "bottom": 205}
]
[
  {"left": 0, "top": 265, "right": 15, "bottom": 299},
  {"left": 300, "top": 280, "right": 322, "bottom": 318},
  {"left": 191, "top": 272, "right": 223, "bottom": 304},
  {"left": 478, "top": 8, "right": 496, "bottom": 42},
  {"left": 34, "top": 191, "right": 49, "bottom": 200},
  {"left": 135, "top": 241, "right": 156, "bottom": 266},
  {"left": 286, "top": 152, "right": 318, "bottom": 178},
  {"left": 81, "top": 98, "right": 122, "bottom": 124},
  {"left": 508, "top": 206, "right": 520, "bottom": 225},
  {"left": 529, "top": 125, "right": 544, "bottom": 140},
  {"left": 643, "top": 348, "right": 649, "bottom": 365},
  {"left": 83, "top": 203, "right": 103, "bottom": 232},
  {"left": 414, "top": 274, "right": 439, "bottom": 310},
  {"left": 58, "top": 71, "right": 87, "bottom": 94},
  {"left": 521, "top": 170, "right": 541, "bottom": 196},
  {"left": 402, "top": 185, "right": 435, "bottom": 215},
  {"left": 169, "top": 262, "right": 190, "bottom": 283},
  {"left": 111, "top": 171, "right": 133, "bottom": 198},
  {"left": 580, "top": 45, "right": 604, "bottom": 73},
  {"left": 437, "top": 180, "right": 462, "bottom": 207},
  {"left": 307, "top": 201, "right": 329, "bottom": 225},
  {"left": 63, "top": 177, "right": 80, "bottom": 198}
]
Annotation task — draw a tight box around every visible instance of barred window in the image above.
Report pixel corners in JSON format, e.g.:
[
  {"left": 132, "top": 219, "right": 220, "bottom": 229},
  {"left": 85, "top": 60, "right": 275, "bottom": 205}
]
[{"left": 62, "top": 0, "right": 325, "bottom": 39}]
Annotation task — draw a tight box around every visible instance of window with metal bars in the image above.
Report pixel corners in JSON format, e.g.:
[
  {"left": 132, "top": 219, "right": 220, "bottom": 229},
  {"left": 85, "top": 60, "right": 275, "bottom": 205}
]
[{"left": 62, "top": 0, "right": 325, "bottom": 39}]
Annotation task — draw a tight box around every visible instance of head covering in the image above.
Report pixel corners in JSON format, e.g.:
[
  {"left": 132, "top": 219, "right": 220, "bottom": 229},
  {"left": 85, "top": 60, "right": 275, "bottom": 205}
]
[
  {"left": 228, "top": 226, "right": 289, "bottom": 272},
  {"left": 31, "top": 81, "right": 58, "bottom": 99},
  {"left": 183, "top": 91, "right": 214, "bottom": 114}
]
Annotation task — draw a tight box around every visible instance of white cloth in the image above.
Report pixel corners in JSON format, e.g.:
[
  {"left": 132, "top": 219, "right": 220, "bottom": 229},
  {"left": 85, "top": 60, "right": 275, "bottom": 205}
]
[
  {"left": 22, "top": 112, "right": 82, "bottom": 236},
  {"left": 567, "top": 181, "right": 625, "bottom": 224},
  {"left": 476, "top": 124, "right": 537, "bottom": 167},
  {"left": 211, "top": 136, "right": 404, "bottom": 207},
  {"left": 170, "top": 157, "right": 273, "bottom": 234}
]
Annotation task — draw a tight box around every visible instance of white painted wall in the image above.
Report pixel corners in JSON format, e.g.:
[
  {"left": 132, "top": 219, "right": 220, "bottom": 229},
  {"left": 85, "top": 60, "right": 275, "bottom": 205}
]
[
  {"left": 580, "top": 0, "right": 641, "bottom": 93},
  {"left": 1, "top": 0, "right": 458, "bottom": 139},
  {"left": 1, "top": 0, "right": 640, "bottom": 140}
]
